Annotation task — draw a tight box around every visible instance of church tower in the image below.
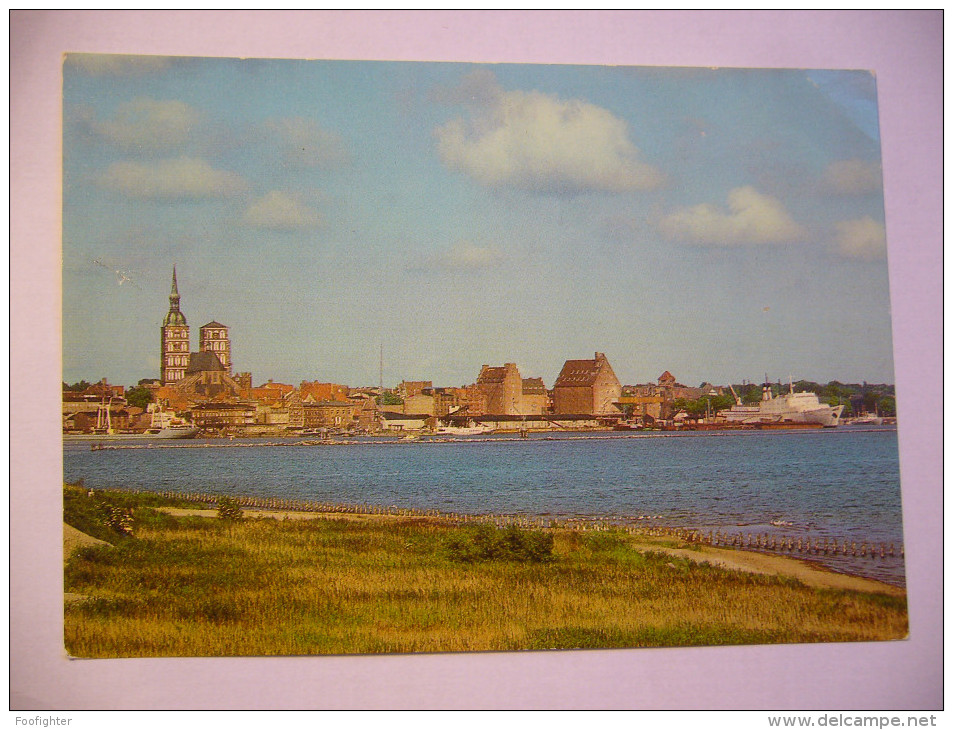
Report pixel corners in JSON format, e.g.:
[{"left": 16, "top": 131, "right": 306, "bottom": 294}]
[
  {"left": 160, "top": 266, "right": 191, "bottom": 385},
  {"left": 200, "top": 321, "right": 231, "bottom": 375}
]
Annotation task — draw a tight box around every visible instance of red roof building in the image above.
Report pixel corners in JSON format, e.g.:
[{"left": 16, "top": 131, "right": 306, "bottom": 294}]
[{"left": 552, "top": 352, "right": 622, "bottom": 416}]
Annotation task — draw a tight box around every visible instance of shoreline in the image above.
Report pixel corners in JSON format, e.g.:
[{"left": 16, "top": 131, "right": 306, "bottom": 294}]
[
  {"left": 151, "top": 504, "right": 904, "bottom": 596},
  {"left": 68, "top": 480, "right": 907, "bottom": 589}
]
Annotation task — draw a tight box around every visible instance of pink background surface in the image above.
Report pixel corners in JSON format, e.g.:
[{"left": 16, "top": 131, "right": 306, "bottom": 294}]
[{"left": 11, "top": 11, "right": 942, "bottom": 710}]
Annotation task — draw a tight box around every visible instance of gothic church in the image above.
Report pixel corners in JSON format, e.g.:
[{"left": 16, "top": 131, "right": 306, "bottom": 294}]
[{"left": 160, "top": 267, "right": 239, "bottom": 400}]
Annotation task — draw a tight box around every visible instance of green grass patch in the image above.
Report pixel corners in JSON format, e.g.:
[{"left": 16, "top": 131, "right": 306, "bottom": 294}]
[
  {"left": 64, "top": 483, "right": 204, "bottom": 542},
  {"left": 443, "top": 524, "right": 555, "bottom": 563}
]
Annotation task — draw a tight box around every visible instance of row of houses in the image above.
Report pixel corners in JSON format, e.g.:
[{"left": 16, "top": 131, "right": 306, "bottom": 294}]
[
  {"left": 64, "top": 349, "right": 712, "bottom": 434},
  {"left": 62, "top": 375, "right": 379, "bottom": 434}
]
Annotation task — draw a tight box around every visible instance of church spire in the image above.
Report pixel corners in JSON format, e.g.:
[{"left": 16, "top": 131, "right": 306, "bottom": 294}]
[
  {"left": 162, "top": 265, "right": 187, "bottom": 327},
  {"left": 170, "top": 265, "right": 180, "bottom": 309}
]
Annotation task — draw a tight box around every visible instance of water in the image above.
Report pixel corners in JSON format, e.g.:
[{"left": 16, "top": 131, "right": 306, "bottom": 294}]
[{"left": 63, "top": 426, "right": 905, "bottom": 586}]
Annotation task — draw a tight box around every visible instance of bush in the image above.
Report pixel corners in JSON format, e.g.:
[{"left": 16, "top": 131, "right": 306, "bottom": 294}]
[
  {"left": 217, "top": 497, "right": 243, "bottom": 521},
  {"left": 63, "top": 485, "right": 135, "bottom": 540},
  {"left": 445, "top": 524, "right": 554, "bottom": 564},
  {"left": 64, "top": 484, "right": 206, "bottom": 538}
]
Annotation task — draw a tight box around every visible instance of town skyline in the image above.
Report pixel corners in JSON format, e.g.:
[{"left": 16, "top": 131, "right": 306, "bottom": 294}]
[
  {"left": 63, "top": 56, "right": 895, "bottom": 389},
  {"left": 68, "top": 263, "right": 896, "bottom": 394}
]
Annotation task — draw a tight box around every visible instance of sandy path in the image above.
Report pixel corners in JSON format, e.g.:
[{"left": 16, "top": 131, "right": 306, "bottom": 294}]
[
  {"left": 63, "top": 522, "right": 111, "bottom": 557},
  {"left": 642, "top": 543, "right": 903, "bottom": 595}
]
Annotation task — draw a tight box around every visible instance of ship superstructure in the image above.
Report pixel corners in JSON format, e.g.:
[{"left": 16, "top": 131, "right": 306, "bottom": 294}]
[{"left": 720, "top": 382, "right": 844, "bottom": 427}]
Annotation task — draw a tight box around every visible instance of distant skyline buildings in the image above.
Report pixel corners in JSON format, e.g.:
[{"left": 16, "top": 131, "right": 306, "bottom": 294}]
[{"left": 62, "top": 56, "right": 896, "bottom": 389}]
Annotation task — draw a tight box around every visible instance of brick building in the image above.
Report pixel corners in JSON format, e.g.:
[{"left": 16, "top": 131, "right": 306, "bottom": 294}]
[
  {"left": 623, "top": 372, "right": 724, "bottom": 421},
  {"left": 475, "top": 363, "right": 523, "bottom": 415},
  {"left": 160, "top": 267, "right": 190, "bottom": 385},
  {"left": 199, "top": 321, "right": 231, "bottom": 375},
  {"left": 190, "top": 402, "right": 256, "bottom": 430},
  {"left": 349, "top": 396, "right": 380, "bottom": 431},
  {"left": 420, "top": 386, "right": 472, "bottom": 417},
  {"left": 301, "top": 401, "right": 355, "bottom": 429},
  {"left": 402, "top": 393, "right": 436, "bottom": 416},
  {"left": 398, "top": 381, "right": 432, "bottom": 400},
  {"left": 552, "top": 352, "right": 622, "bottom": 415},
  {"left": 520, "top": 377, "right": 550, "bottom": 415},
  {"left": 246, "top": 381, "right": 295, "bottom": 405},
  {"left": 176, "top": 351, "right": 244, "bottom": 402}
]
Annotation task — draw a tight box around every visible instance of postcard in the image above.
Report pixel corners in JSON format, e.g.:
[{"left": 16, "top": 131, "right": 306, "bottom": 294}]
[{"left": 60, "top": 54, "right": 907, "bottom": 659}]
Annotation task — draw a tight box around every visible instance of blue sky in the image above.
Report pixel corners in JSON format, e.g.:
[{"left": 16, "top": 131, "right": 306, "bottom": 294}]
[{"left": 62, "top": 55, "right": 894, "bottom": 389}]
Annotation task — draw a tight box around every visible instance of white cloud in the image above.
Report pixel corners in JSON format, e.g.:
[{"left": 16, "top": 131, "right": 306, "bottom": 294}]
[
  {"left": 434, "top": 72, "right": 662, "bottom": 194},
  {"left": 658, "top": 186, "right": 806, "bottom": 245},
  {"left": 438, "top": 241, "right": 504, "bottom": 270},
  {"left": 823, "top": 159, "right": 883, "bottom": 195},
  {"left": 98, "top": 158, "right": 248, "bottom": 200},
  {"left": 92, "top": 97, "right": 200, "bottom": 150},
  {"left": 834, "top": 217, "right": 887, "bottom": 260},
  {"left": 242, "top": 191, "right": 323, "bottom": 230},
  {"left": 261, "top": 117, "right": 349, "bottom": 168},
  {"left": 66, "top": 54, "right": 175, "bottom": 75}
]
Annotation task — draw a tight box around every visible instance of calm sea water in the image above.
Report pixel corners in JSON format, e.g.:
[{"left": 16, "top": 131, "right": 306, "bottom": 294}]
[{"left": 63, "top": 426, "right": 905, "bottom": 585}]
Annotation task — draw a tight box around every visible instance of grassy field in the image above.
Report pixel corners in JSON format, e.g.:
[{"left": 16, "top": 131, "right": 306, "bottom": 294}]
[{"left": 63, "top": 485, "right": 908, "bottom": 657}]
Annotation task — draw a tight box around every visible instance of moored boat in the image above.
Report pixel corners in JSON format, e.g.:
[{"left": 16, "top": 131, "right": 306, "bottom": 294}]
[
  {"left": 146, "top": 403, "right": 200, "bottom": 439},
  {"left": 851, "top": 413, "right": 884, "bottom": 426},
  {"left": 154, "top": 424, "right": 201, "bottom": 439},
  {"left": 719, "top": 382, "right": 844, "bottom": 428}
]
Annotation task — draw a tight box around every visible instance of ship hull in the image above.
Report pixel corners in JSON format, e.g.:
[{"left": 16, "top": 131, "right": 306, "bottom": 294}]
[
  {"left": 720, "top": 390, "right": 844, "bottom": 428},
  {"left": 155, "top": 426, "right": 200, "bottom": 439}
]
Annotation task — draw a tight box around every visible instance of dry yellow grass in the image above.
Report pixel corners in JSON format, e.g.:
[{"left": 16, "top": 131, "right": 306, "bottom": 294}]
[{"left": 64, "top": 506, "right": 908, "bottom": 657}]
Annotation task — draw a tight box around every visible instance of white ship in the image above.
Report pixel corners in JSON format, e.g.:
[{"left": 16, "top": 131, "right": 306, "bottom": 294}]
[
  {"left": 720, "top": 382, "right": 844, "bottom": 428},
  {"left": 153, "top": 423, "right": 201, "bottom": 439},
  {"left": 146, "top": 404, "right": 200, "bottom": 439}
]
